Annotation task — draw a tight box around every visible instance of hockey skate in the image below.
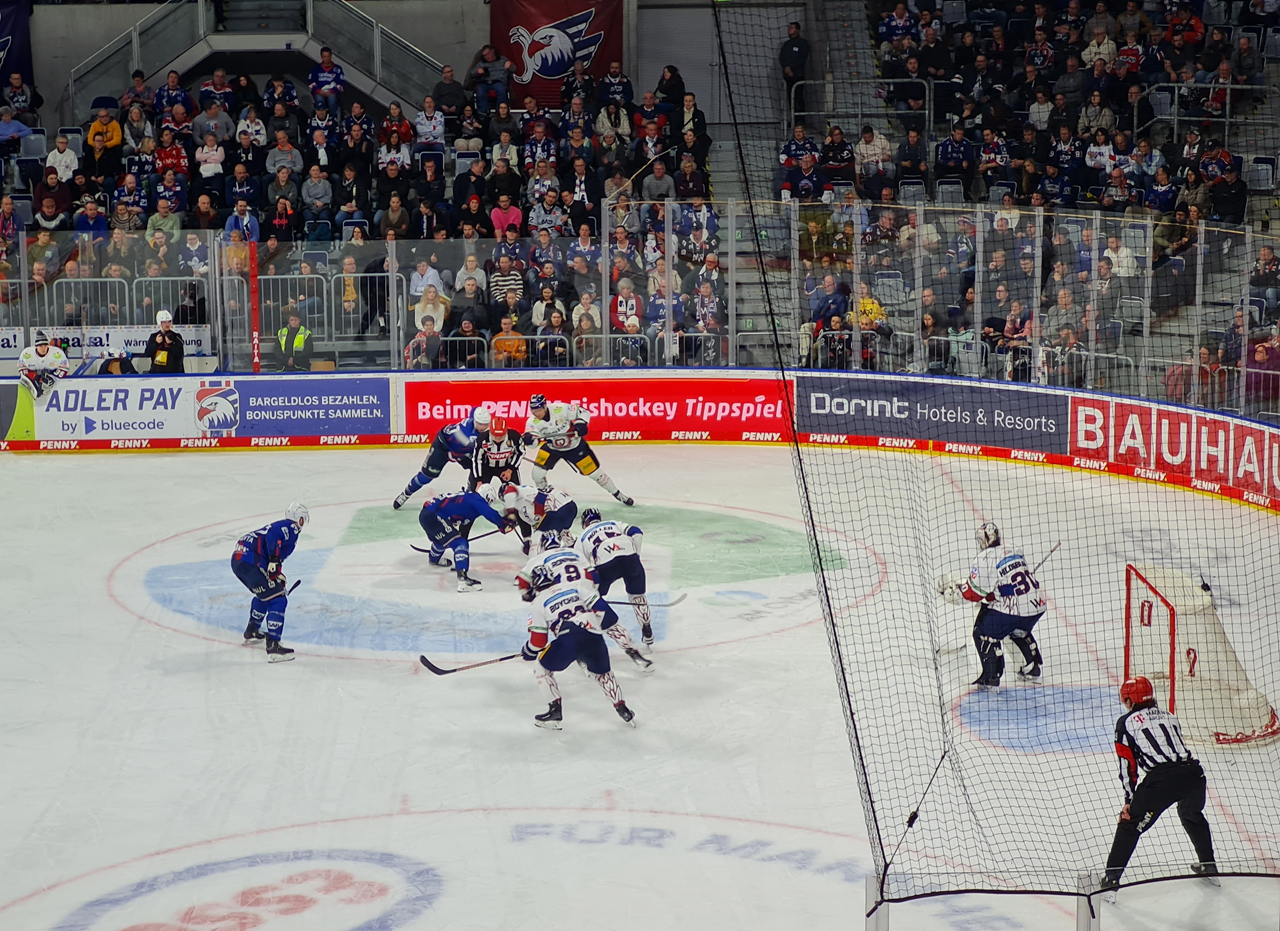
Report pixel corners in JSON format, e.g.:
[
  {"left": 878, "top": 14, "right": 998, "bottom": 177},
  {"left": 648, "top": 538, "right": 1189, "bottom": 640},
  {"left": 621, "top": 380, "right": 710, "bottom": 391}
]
[
  {"left": 265, "top": 639, "right": 295, "bottom": 663},
  {"left": 971, "top": 678, "right": 1000, "bottom": 693},
  {"left": 243, "top": 620, "right": 265, "bottom": 642},
  {"left": 436, "top": 548, "right": 455, "bottom": 568},
  {"left": 641, "top": 622, "right": 654, "bottom": 647},
  {"left": 1016, "top": 663, "right": 1042, "bottom": 681},
  {"left": 393, "top": 492, "right": 409, "bottom": 510},
  {"left": 1191, "top": 862, "right": 1221, "bottom": 886},
  {"left": 534, "top": 699, "right": 563, "bottom": 730},
  {"left": 624, "top": 646, "right": 653, "bottom": 672},
  {"left": 613, "top": 490, "right": 635, "bottom": 506},
  {"left": 614, "top": 701, "right": 636, "bottom": 726},
  {"left": 457, "top": 572, "right": 482, "bottom": 593}
]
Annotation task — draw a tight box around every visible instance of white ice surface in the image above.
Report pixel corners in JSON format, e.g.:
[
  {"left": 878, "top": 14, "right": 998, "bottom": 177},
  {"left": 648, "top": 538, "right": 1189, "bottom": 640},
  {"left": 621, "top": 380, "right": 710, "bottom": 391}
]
[{"left": 0, "top": 445, "right": 1276, "bottom": 931}]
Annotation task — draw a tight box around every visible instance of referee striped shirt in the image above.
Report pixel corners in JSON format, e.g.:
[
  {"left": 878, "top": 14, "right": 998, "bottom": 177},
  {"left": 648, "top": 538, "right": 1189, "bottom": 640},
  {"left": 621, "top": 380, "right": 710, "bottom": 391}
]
[{"left": 1114, "top": 705, "right": 1195, "bottom": 801}]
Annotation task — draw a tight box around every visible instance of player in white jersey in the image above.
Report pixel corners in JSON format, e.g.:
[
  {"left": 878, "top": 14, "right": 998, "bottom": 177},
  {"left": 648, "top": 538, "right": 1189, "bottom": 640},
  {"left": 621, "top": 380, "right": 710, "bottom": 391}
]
[
  {"left": 938, "top": 521, "right": 1045, "bottom": 689},
  {"left": 524, "top": 393, "right": 634, "bottom": 505},
  {"left": 494, "top": 480, "right": 579, "bottom": 549},
  {"left": 578, "top": 508, "right": 653, "bottom": 647},
  {"left": 1101, "top": 676, "right": 1217, "bottom": 895},
  {"left": 519, "top": 529, "right": 653, "bottom": 669},
  {"left": 17, "top": 330, "right": 69, "bottom": 399},
  {"left": 521, "top": 565, "right": 637, "bottom": 729}
]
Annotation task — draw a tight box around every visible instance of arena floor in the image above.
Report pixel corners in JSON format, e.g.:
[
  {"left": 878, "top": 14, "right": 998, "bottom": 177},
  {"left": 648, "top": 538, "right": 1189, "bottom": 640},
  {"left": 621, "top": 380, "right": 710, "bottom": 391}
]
[{"left": 1, "top": 445, "right": 1276, "bottom": 930}]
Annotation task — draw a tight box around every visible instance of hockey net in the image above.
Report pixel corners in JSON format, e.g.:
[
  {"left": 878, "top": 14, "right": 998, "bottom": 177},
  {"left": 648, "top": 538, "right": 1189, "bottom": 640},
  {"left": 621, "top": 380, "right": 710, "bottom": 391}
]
[{"left": 1125, "top": 565, "right": 1280, "bottom": 746}]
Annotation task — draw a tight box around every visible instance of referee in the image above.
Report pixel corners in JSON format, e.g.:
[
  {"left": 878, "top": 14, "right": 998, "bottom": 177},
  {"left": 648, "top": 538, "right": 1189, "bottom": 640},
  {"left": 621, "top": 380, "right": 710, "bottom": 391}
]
[{"left": 1102, "top": 676, "right": 1218, "bottom": 894}]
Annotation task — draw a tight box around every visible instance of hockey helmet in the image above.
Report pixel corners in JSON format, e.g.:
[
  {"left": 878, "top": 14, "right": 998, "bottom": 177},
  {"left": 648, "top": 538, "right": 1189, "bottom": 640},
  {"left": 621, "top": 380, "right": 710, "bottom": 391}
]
[
  {"left": 581, "top": 507, "right": 603, "bottom": 528},
  {"left": 489, "top": 416, "right": 508, "bottom": 441},
  {"left": 530, "top": 393, "right": 547, "bottom": 411},
  {"left": 285, "top": 501, "right": 310, "bottom": 528},
  {"left": 471, "top": 407, "right": 492, "bottom": 430},
  {"left": 33, "top": 329, "right": 49, "bottom": 347},
  {"left": 529, "top": 564, "right": 557, "bottom": 593},
  {"left": 478, "top": 477, "right": 503, "bottom": 504},
  {"left": 156, "top": 309, "right": 173, "bottom": 325},
  {"left": 1120, "top": 676, "right": 1154, "bottom": 706},
  {"left": 975, "top": 521, "right": 1001, "bottom": 549},
  {"left": 537, "top": 530, "right": 562, "bottom": 553}
]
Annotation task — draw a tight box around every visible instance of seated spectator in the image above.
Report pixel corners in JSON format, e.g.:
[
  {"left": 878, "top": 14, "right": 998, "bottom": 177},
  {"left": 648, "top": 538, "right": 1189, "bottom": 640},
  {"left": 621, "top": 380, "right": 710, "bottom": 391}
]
[
  {"left": 120, "top": 68, "right": 155, "bottom": 114},
  {"left": 490, "top": 313, "right": 527, "bottom": 368},
  {"left": 300, "top": 163, "right": 333, "bottom": 230},
  {"left": 573, "top": 311, "right": 604, "bottom": 367},
  {"left": 455, "top": 104, "right": 486, "bottom": 153},
  {"left": 121, "top": 105, "right": 153, "bottom": 158},
  {"left": 378, "top": 130, "right": 412, "bottom": 173},
  {"left": 266, "top": 128, "right": 304, "bottom": 176},
  {"left": 225, "top": 197, "right": 260, "bottom": 241},
  {"left": 238, "top": 105, "right": 268, "bottom": 146},
  {"left": 266, "top": 165, "right": 299, "bottom": 211},
  {"left": 934, "top": 124, "right": 975, "bottom": 195},
  {"left": 1243, "top": 343, "right": 1280, "bottom": 415},
  {"left": 471, "top": 45, "right": 513, "bottom": 114},
  {"left": 616, "top": 315, "right": 649, "bottom": 367},
  {"left": 405, "top": 313, "right": 443, "bottom": 368}
]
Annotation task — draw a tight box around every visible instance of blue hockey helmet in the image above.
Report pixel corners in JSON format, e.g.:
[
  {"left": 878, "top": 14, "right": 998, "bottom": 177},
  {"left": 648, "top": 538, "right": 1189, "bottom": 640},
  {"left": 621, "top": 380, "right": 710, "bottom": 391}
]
[
  {"left": 530, "top": 393, "right": 547, "bottom": 411},
  {"left": 537, "top": 531, "right": 563, "bottom": 553},
  {"left": 523, "top": 565, "right": 557, "bottom": 601},
  {"left": 581, "top": 507, "right": 602, "bottom": 528}
]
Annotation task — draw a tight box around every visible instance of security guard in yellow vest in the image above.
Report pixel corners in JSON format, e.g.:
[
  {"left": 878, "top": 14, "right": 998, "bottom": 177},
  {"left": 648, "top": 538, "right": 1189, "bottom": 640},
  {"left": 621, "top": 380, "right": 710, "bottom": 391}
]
[{"left": 276, "top": 307, "right": 313, "bottom": 371}]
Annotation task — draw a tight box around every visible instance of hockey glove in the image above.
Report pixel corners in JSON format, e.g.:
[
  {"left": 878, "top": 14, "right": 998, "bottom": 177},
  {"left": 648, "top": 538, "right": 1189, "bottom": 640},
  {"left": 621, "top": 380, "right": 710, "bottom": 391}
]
[
  {"left": 521, "top": 641, "right": 540, "bottom": 661},
  {"left": 573, "top": 421, "right": 588, "bottom": 436}
]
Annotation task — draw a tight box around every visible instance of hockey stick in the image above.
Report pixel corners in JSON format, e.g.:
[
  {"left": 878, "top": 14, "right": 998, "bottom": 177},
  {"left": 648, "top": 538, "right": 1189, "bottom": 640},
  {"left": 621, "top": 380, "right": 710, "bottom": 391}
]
[
  {"left": 286, "top": 579, "right": 301, "bottom": 595},
  {"left": 1032, "top": 542, "right": 1061, "bottom": 574},
  {"left": 419, "top": 653, "right": 520, "bottom": 675},
  {"left": 606, "top": 593, "right": 687, "bottom": 608},
  {"left": 409, "top": 527, "right": 506, "bottom": 554}
]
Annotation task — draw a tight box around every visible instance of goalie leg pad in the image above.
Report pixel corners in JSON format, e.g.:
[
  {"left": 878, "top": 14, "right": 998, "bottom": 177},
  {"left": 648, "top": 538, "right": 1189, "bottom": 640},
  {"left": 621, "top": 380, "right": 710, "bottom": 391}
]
[
  {"left": 973, "top": 629, "right": 1004, "bottom": 684},
  {"left": 1010, "top": 630, "right": 1043, "bottom": 668}
]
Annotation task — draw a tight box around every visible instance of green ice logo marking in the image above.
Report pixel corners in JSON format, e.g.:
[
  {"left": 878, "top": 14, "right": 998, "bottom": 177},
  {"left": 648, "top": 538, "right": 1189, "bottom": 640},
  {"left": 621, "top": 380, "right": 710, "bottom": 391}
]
[{"left": 337, "top": 504, "right": 843, "bottom": 586}]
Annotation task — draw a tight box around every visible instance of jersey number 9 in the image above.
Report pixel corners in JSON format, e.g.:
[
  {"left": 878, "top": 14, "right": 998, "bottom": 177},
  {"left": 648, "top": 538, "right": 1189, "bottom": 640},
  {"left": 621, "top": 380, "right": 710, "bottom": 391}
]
[{"left": 561, "top": 564, "right": 581, "bottom": 582}]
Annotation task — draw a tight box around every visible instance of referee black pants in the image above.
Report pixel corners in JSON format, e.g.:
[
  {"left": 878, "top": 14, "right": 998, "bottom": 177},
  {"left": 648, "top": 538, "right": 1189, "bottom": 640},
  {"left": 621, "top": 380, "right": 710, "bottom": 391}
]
[{"left": 1105, "top": 760, "right": 1215, "bottom": 881}]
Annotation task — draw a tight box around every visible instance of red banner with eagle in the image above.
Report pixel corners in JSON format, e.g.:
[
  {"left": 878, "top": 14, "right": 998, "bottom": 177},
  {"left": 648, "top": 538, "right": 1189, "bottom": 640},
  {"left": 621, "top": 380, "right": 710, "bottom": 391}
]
[{"left": 489, "top": 0, "right": 624, "bottom": 108}]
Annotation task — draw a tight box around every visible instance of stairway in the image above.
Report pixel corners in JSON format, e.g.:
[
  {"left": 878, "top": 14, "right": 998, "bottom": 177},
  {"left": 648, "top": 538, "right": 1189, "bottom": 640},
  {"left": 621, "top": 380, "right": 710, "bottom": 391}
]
[{"left": 222, "top": 0, "right": 306, "bottom": 33}]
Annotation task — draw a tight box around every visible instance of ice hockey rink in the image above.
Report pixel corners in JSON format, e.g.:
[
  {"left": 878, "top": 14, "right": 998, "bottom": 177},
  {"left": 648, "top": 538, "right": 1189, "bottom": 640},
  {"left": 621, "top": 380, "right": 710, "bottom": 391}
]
[{"left": 2, "top": 444, "right": 1278, "bottom": 931}]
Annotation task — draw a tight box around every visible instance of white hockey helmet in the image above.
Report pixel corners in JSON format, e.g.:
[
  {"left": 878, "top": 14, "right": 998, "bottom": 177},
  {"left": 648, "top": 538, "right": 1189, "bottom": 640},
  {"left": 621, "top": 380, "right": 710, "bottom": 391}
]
[
  {"left": 472, "top": 406, "right": 492, "bottom": 430},
  {"left": 285, "top": 501, "right": 310, "bottom": 528},
  {"left": 975, "top": 521, "right": 1000, "bottom": 549},
  {"left": 156, "top": 309, "right": 173, "bottom": 325},
  {"left": 477, "top": 477, "right": 502, "bottom": 504}
]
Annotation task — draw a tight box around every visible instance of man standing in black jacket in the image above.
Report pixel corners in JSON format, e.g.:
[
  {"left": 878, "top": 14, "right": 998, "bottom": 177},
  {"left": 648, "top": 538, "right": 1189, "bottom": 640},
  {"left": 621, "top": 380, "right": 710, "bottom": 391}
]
[
  {"left": 779, "top": 22, "right": 810, "bottom": 119},
  {"left": 144, "top": 310, "right": 186, "bottom": 374}
]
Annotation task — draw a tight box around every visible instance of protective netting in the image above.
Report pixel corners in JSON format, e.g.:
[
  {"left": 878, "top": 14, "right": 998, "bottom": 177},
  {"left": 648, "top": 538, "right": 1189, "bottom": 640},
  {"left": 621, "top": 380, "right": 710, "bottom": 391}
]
[{"left": 710, "top": 0, "right": 1280, "bottom": 905}]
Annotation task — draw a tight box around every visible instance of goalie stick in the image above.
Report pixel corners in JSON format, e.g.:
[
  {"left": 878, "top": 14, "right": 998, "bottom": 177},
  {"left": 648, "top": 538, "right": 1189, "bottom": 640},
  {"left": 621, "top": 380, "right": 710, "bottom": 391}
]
[
  {"left": 1031, "top": 541, "right": 1061, "bottom": 574},
  {"left": 605, "top": 594, "right": 687, "bottom": 608},
  {"left": 419, "top": 653, "right": 520, "bottom": 675}
]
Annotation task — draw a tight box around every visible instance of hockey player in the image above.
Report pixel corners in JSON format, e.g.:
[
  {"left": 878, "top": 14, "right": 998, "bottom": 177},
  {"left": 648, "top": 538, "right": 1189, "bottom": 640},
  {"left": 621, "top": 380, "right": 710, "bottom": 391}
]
[
  {"left": 496, "top": 480, "right": 579, "bottom": 550},
  {"left": 418, "top": 484, "right": 512, "bottom": 591},
  {"left": 469, "top": 415, "right": 524, "bottom": 488},
  {"left": 17, "top": 330, "right": 69, "bottom": 399},
  {"left": 1100, "top": 676, "right": 1218, "bottom": 897},
  {"left": 230, "top": 502, "right": 309, "bottom": 662},
  {"left": 393, "top": 407, "right": 491, "bottom": 509},
  {"left": 518, "top": 528, "right": 652, "bottom": 670},
  {"left": 521, "top": 565, "right": 637, "bottom": 730},
  {"left": 938, "top": 521, "right": 1045, "bottom": 689},
  {"left": 523, "top": 394, "right": 634, "bottom": 505},
  {"left": 578, "top": 507, "right": 653, "bottom": 647}
]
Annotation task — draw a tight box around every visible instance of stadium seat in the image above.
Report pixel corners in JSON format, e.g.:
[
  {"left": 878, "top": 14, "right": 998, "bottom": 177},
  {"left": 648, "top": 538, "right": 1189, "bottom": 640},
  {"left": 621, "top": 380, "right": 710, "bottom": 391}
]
[
  {"left": 417, "top": 151, "right": 443, "bottom": 177},
  {"left": 937, "top": 179, "right": 964, "bottom": 204},
  {"left": 898, "top": 180, "right": 925, "bottom": 205},
  {"left": 19, "top": 129, "right": 45, "bottom": 159},
  {"left": 454, "top": 151, "right": 478, "bottom": 177},
  {"left": 10, "top": 194, "right": 32, "bottom": 224},
  {"left": 1247, "top": 156, "right": 1276, "bottom": 192},
  {"left": 942, "top": 0, "right": 967, "bottom": 24},
  {"left": 875, "top": 270, "right": 907, "bottom": 307},
  {"left": 988, "top": 181, "right": 1015, "bottom": 204},
  {"left": 58, "top": 127, "right": 83, "bottom": 157}
]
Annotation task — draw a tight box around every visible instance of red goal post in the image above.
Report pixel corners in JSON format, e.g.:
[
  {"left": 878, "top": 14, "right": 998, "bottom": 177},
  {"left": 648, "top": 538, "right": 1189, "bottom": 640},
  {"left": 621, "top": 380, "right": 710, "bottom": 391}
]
[{"left": 1125, "top": 564, "right": 1280, "bottom": 746}]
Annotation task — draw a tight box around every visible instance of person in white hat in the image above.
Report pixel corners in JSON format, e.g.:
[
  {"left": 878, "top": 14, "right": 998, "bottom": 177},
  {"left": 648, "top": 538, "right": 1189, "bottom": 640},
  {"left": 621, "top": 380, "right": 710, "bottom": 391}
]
[{"left": 143, "top": 309, "right": 186, "bottom": 373}]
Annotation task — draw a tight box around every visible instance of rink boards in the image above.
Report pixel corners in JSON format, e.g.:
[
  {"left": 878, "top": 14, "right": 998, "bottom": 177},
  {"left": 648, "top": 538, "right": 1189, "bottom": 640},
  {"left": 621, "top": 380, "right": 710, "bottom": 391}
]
[{"left": 3, "top": 369, "right": 1280, "bottom": 514}]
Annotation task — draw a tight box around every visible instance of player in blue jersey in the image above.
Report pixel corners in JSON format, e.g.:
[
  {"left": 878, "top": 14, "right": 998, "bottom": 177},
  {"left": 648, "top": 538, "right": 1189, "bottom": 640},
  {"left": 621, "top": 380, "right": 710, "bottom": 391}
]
[
  {"left": 230, "top": 502, "right": 309, "bottom": 662},
  {"left": 521, "top": 565, "right": 637, "bottom": 729},
  {"left": 419, "top": 484, "right": 513, "bottom": 591},
  {"left": 578, "top": 508, "right": 652, "bottom": 646},
  {"left": 393, "top": 407, "right": 492, "bottom": 509}
]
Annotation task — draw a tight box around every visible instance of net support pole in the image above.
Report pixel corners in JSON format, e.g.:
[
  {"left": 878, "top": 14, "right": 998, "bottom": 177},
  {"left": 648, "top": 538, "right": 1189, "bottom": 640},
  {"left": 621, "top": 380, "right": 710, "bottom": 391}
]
[
  {"left": 864, "top": 875, "right": 889, "bottom": 931},
  {"left": 728, "top": 197, "right": 737, "bottom": 366},
  {"left": 1075, "top": 882, "right": 1101, "bottom": 931},
  {"left": 665, "top": 197, "right": 677, "bottom": 366}
]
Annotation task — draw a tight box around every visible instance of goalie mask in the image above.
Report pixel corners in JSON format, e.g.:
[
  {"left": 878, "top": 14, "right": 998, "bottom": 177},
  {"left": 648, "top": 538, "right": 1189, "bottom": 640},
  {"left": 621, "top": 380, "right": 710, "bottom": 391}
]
[{"left": 976, "top": 521, "right": 1001, "bottom": 550}]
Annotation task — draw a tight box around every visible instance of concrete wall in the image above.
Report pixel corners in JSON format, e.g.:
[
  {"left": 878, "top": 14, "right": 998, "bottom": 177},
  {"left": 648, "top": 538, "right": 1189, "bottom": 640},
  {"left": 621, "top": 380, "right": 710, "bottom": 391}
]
[
  {"left": 31, "top": 5, "right": 163, "bottom": 107},
  {"left": 30, "top": 0, "right": 487, "bottom": 108}
]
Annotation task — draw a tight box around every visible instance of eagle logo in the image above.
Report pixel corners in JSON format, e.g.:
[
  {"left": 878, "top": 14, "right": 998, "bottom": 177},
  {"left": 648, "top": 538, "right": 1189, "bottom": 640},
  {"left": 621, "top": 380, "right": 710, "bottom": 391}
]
[
  {"left": 196, "top": 382, "right": 239, "bottom": 434},
  {"left": 509, "top": 9, "right": 605, "bottom": 84}
]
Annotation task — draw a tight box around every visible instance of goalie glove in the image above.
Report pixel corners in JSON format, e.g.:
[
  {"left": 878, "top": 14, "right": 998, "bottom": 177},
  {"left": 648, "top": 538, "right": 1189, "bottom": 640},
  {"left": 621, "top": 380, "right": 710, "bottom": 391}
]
[{"left": 936, "top": 572, "right": 965, "bottom": 606}]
